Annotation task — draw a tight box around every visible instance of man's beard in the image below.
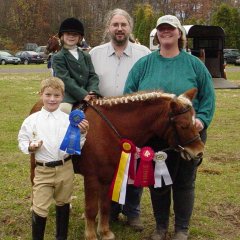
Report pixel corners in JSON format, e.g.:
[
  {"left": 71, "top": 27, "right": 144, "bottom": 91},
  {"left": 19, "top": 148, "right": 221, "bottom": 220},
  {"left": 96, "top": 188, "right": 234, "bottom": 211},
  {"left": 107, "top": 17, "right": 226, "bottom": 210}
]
[{"left": 112, "top": 33, "right": 128, "bottom": 46}]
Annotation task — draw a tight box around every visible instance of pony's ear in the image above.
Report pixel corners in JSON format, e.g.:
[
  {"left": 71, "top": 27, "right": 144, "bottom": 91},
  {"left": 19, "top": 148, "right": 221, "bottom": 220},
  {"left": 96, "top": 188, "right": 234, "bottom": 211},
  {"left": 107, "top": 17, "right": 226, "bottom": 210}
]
[
  {"left": 182, "top": 88, "right": 198, "bottom": 101},
  {"left": 170, "top": 99, "right": 179, "bottom": 112}
]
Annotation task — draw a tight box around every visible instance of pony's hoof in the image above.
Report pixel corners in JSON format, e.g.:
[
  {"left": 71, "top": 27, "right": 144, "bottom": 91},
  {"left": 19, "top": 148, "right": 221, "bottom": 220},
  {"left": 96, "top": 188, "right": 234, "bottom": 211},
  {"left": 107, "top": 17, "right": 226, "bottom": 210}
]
[{"left": 101, "top": 231, "right": 115, "bottom": 240}]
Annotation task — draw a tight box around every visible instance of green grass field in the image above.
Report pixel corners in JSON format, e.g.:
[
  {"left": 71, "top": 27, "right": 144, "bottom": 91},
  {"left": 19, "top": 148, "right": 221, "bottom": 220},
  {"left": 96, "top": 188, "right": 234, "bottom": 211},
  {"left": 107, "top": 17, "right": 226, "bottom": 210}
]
[{"left": 0, "top": 64, "right": 239, "bottom": 240}]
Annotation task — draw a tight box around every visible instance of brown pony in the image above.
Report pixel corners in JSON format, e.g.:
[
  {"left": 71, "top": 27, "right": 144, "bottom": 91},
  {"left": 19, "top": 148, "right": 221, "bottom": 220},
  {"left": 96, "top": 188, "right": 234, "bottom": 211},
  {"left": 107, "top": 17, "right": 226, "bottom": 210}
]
[
  {"left": 30, "top": 88, "right": 204, "bottom": 240},
  {"left": 46, "top": 34, "right": 61, "bottom": 54}
]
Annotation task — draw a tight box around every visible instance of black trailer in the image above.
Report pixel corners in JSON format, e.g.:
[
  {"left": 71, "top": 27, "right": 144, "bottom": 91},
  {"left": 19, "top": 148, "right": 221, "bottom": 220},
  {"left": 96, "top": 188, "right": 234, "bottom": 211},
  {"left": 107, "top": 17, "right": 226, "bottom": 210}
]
[{"left": 184, "top": 25, "right": 238, "bottom": 89}]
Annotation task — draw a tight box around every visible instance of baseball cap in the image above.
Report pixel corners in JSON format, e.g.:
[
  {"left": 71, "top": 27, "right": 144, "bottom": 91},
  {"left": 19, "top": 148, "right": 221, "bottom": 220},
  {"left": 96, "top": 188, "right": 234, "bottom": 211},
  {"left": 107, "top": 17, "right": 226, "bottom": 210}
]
[{"left": 156, "top": 15, "right": 182, "bottom": 29}]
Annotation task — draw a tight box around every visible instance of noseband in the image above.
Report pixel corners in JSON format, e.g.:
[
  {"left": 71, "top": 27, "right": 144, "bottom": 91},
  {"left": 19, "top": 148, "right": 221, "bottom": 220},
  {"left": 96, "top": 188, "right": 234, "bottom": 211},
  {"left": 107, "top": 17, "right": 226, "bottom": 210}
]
[{"left": 169, "top": 105, "right": 201, "bottom": 153}]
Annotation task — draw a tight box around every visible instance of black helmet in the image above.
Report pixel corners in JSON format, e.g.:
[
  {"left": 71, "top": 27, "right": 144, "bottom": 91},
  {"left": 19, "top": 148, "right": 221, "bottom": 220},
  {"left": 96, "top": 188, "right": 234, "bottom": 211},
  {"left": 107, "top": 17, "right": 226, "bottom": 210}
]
[{"left": 58, "top": 18, "right": 84, "bottom": 37}]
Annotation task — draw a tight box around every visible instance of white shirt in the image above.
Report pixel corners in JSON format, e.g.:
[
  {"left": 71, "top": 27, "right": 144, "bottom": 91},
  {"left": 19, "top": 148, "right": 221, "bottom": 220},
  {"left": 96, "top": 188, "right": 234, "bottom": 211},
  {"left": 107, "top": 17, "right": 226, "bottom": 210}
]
[
  {"left": 18, "top": 107, "right": 86, "bottom": 162},
  {"left": 69, "top": 47, "right": 79, "bottom": 59},
  {"left": 89, "top": 41, "right": 151, "bottom": 97}
]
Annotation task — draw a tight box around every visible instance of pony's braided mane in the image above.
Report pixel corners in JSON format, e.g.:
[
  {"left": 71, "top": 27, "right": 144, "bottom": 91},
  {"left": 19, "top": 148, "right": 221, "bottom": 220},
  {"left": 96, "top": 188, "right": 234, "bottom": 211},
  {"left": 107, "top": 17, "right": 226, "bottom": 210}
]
[
  {"left": 92, "top": 91, "right": 192, "bottom": 107},
  {"left": 93, "top": 91, "right": 176, "bottom": 106}
]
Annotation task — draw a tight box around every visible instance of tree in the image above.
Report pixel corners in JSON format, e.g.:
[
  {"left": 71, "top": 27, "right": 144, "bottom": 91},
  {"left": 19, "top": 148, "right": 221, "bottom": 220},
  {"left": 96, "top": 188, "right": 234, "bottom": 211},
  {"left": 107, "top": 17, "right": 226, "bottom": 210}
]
[
  {"left": 211, "top": 3, "right": 240, "bottom": 49},
  {"left": 133, "top": 4, "right": 158, "bottom": 47}
]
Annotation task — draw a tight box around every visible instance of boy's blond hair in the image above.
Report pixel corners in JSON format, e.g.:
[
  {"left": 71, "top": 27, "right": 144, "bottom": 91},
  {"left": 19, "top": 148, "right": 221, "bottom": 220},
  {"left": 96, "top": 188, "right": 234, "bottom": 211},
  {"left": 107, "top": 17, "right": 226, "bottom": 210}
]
[{"left": 40, "top": 77, "right": 65, "bottom": 95}]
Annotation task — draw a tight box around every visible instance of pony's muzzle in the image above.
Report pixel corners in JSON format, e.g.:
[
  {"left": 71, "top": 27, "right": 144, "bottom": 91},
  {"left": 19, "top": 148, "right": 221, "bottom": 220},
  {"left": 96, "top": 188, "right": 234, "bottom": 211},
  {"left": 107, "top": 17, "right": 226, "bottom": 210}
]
[{"left": 179, "top": 147, "right": 203, "bottom": 161}]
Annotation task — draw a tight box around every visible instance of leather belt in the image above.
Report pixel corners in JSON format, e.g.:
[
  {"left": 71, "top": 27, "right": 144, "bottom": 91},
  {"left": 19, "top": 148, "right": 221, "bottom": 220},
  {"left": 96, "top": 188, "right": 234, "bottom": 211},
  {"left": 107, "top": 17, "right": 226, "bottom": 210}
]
[{"left": 36, "top": 156, "right": 71, "bottom": 168}]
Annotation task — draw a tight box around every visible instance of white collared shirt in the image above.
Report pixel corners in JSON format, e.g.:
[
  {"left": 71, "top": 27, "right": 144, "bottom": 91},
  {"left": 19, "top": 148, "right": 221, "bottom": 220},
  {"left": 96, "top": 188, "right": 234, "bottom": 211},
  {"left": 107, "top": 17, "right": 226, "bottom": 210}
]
[
  {"left": 18, "top": 107, "right": 86, "bottom": 162},
  {"left": 89, "top": 41, "right": 151, "bottom": 97}
]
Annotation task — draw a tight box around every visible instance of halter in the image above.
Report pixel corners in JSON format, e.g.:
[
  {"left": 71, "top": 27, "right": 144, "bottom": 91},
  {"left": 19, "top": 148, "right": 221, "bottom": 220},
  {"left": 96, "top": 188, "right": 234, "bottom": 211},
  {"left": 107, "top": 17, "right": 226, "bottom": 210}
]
[{"left": 169, "top": 105, "right": 201, "bottom": 154}]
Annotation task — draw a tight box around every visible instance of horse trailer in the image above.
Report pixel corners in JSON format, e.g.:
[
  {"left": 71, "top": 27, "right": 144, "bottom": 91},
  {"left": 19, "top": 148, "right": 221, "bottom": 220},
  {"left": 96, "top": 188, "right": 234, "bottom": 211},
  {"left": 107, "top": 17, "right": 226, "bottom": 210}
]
[{"left": 150, "top": 25, "right": 239, "bottom": 89}]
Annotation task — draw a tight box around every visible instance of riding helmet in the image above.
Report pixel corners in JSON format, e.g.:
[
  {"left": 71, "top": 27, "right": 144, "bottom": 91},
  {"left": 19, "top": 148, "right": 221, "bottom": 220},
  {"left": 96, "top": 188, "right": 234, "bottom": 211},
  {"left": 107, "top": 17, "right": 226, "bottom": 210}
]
[{"left": 58, "top": 17, "right": 84, "bottom": 37}]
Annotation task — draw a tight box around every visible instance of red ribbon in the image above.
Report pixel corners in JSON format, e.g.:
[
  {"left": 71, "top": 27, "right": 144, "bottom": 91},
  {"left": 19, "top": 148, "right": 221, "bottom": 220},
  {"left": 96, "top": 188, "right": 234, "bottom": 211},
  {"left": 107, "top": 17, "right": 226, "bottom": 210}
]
[{"left": 134, "top": 147, "right": 155, "bottom": 187}]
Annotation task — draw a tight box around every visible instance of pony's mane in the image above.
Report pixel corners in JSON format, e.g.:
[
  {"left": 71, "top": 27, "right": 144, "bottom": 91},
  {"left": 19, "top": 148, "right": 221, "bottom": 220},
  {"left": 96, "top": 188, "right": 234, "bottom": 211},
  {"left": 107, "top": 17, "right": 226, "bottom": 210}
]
[
  {"left": 93, "top": 91, "right": 193, "bottom": 107},
  {"left": 94, "top": 91, "right": 176, "bottom": 106}
]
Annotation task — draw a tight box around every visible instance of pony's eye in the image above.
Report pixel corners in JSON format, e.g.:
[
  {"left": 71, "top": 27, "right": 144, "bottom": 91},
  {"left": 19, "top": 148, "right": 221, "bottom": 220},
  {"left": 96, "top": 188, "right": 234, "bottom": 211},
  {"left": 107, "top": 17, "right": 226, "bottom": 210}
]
[{"left": 180, "top": 123, "right": 190, "bottom": 129}]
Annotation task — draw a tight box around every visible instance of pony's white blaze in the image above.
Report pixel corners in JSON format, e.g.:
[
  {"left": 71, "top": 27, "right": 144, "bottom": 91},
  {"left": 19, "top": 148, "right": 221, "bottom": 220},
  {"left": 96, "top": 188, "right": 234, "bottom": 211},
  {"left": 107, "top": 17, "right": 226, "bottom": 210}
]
[{"left": 192, "top": 115, "right": 196, "bottom": 125}]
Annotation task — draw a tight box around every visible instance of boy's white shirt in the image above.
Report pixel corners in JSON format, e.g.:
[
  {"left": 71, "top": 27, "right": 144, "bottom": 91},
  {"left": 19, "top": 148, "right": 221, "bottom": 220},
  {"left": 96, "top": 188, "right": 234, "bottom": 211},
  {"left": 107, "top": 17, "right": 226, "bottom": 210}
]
[{"left": 18, "top": 107, "right": 86, "bottom": 162}]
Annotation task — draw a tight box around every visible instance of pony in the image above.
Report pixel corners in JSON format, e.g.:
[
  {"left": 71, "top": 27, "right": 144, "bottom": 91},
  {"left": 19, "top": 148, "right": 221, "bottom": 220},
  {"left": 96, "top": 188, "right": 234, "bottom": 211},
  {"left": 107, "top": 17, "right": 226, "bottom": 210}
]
[
  {"left": 45, "top": 34, "right": 61, "bottom": 54},
  {"left": 30, "top": 88, "right": 204, "bottom": 240}
]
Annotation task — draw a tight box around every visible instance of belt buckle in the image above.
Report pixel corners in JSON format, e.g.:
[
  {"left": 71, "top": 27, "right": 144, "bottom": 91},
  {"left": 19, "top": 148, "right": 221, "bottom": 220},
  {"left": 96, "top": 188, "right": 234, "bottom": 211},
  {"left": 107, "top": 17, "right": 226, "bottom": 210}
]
[{"left": 46, "top": 161, "right": 56, "bottom": 167}]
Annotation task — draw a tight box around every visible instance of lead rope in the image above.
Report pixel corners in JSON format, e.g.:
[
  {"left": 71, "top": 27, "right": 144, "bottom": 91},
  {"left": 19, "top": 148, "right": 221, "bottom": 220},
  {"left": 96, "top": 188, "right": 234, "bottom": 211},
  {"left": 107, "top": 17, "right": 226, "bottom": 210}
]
[{"left": 80, "top": 100, "right": 123, "bottom": 139}]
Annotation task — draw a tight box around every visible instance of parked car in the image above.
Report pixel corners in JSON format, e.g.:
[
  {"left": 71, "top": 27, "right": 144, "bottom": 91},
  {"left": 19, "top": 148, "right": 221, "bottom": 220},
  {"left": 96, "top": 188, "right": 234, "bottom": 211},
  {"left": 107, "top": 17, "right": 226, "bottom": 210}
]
[
  {"left": 235, "top": 56, "right": 240, "bottom": 66},
  {"left": 0, "top": 51, "right": 21, "bottom": 65},
  {"left": 15, "top": 51, "right": 44, "bottom": 64},
  {"left": 24, "top": 43, "right": 38, "bottom": 51},
  {"left": 223, "top": 49, "right": 240, "bottom": 64},
  {"left": 35, "top": 45, "right": 48, "bottom": 62}
]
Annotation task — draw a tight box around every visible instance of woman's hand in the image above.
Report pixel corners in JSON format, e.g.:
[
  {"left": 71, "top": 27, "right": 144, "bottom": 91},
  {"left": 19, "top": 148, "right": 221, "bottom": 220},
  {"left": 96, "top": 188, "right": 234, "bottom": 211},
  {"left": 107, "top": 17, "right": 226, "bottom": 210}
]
[{"left": 195, "top": 118, "right": 204, "bottom": 132}]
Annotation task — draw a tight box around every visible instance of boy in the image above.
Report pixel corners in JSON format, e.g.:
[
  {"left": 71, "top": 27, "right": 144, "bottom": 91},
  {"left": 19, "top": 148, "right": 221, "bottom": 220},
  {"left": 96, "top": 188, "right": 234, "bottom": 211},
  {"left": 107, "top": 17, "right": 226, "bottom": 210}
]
[{"left": 18, "top": 77, "right": 89, "bottom": 240}]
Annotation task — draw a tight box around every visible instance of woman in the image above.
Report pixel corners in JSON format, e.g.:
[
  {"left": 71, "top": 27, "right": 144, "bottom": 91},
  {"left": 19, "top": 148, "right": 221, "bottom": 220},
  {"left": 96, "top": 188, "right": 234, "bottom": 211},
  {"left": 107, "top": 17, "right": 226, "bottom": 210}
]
[{"left": 124, "top": 15, "right": 215, "bottom": 240}]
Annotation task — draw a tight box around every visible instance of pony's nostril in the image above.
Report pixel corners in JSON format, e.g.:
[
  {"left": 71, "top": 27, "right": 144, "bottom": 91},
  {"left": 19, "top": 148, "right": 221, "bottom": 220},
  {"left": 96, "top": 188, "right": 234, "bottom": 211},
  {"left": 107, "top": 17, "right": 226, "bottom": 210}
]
[{"left": 197, "top": 152, "right": 203, "bottom": 158}]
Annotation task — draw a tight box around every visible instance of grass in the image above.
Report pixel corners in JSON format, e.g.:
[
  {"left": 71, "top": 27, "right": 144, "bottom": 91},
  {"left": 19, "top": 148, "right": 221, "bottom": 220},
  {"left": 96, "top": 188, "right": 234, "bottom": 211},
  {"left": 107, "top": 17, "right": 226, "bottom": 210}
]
[{"left": 0, "top": 64, "right": 240, "bottom": 240}]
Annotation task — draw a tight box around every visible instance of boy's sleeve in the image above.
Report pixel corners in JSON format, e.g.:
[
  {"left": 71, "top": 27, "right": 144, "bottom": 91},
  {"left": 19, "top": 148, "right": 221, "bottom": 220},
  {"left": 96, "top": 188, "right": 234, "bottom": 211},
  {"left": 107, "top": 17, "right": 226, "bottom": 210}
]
[{"left": 18, "top": 120, "right": 31, "bottom": 154}]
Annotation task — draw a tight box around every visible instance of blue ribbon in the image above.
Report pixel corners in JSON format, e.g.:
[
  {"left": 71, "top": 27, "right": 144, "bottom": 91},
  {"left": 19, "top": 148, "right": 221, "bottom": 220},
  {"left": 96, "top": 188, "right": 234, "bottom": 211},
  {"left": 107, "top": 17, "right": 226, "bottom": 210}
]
[{"left": 60, "top": 109, "right": 85, "bottom": 155}]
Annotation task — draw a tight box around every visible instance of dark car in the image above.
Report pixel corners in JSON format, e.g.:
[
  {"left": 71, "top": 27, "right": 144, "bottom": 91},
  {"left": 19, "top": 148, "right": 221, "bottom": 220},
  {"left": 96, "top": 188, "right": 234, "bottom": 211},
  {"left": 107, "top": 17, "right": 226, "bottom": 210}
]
[
  {"left": 0, "top": 51, "right": 21, "bottom": 65},
  {"left": 35, "top": 46, "right": 48, "bottom": 62},
  {"left": 223, "top": 49, "right": 240, "bottom": 64},
  {"left": 15, "top": 51, "right": 44, "bottom": 64}
]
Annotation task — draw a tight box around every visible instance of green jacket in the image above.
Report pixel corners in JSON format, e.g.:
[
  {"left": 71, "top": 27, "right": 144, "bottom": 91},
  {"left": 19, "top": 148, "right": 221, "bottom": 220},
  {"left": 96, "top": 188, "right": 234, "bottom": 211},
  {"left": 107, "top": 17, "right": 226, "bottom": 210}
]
[
  {"left": 53, "top": 48, "right": 99, "bottom": 104},
  {"left": 124, "top": 50, "right": 215, "bottom": 129}
]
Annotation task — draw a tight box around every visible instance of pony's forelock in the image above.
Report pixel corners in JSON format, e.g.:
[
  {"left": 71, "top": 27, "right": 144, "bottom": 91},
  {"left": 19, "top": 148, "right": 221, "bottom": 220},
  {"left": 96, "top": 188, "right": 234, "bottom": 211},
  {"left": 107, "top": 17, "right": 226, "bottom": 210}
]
[{"left": 178, "top": 94, "right": 193, "bottom": 106}]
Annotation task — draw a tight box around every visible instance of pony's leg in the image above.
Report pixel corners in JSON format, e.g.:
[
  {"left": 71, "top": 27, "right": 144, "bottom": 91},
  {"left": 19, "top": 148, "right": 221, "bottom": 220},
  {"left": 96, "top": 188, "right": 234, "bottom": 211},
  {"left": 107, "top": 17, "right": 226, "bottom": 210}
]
[
  {"left": 84, "top": 176, "right": 99, "bottom": 240},
  {"left": 97, "top": 184, "right": 115, "bottom": 240}
]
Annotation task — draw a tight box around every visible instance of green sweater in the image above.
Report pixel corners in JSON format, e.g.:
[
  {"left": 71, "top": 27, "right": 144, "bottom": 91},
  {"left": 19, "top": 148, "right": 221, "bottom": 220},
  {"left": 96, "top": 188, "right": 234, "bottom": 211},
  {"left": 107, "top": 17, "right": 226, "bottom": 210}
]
[
  {"left": 53, "top": 48, "right": 99, "bottom": 104},
  {"left": 124, "top": 50, "right": 215, "bottom": 128}
]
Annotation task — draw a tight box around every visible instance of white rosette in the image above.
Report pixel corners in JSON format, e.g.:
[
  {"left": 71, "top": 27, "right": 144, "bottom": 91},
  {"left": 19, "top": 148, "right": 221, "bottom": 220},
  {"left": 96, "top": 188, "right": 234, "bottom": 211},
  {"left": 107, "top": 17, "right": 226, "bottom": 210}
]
[{"left": 154, "top": 151, "right": 172, "bottom": 188}]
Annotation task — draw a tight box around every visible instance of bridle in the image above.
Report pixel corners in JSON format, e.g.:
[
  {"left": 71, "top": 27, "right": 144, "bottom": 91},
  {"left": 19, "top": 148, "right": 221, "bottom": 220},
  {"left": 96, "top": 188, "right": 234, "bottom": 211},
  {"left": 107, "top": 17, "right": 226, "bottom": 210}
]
[{"left": 168, "top": 105, "right": 201, "bottom": 156}]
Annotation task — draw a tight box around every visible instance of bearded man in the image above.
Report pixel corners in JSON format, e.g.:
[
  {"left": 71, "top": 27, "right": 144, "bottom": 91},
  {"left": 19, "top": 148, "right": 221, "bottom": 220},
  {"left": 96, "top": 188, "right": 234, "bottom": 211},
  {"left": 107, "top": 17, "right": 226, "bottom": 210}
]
[{"left": 89, "top": 8, "right": 151, "bottom": 231}]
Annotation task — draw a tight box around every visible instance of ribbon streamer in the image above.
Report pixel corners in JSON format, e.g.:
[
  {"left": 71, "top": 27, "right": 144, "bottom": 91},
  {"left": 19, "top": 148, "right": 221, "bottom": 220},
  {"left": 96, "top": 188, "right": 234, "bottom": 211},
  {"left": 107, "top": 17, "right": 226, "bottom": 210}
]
[
  {"left": 60, "top": 109, "right": 85, "bottom": 155},
  {"left": 154, "top": 151, "right": 172, "bottom": 188},
  {"left": 134, "top": 147, "right": 155, "bottom": 187},
  {"left": 110, "top": 139, "right": 135, "bottom": 204}
]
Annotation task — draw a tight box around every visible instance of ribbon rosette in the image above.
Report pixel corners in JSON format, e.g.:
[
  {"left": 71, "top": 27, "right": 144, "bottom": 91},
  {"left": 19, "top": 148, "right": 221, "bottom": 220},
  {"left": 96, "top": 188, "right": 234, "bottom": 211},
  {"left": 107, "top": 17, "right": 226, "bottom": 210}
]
[
  {"left": 110, "top": 139, "right": 136, "bottom": 204},
  {"left": 134, "top": 146, "right": 155, "bottom": 187},
  {"left": 60, "top": 109, "right": 85, "bottom": 155},
  {"left": 154, "top": 151, "right": 172, "bottom": 188}
]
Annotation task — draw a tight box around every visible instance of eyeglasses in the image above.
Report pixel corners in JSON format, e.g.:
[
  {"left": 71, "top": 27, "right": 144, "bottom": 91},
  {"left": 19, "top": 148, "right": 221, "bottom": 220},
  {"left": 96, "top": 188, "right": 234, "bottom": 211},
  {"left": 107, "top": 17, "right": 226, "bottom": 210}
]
[{"left": 110, "top": 23, "right": 129, "bottom": 28}]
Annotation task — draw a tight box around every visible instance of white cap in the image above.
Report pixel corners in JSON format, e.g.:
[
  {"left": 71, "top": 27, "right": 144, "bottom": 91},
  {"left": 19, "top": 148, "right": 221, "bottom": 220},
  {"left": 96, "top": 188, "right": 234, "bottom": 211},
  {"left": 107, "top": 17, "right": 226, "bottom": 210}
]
[{"left": 156, "top": 15, "right": 182, "bottom": 29}]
